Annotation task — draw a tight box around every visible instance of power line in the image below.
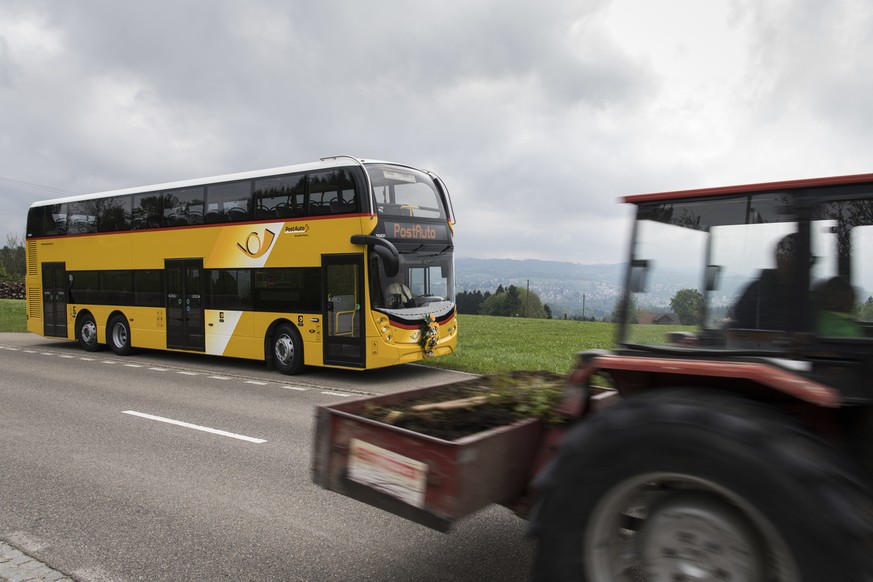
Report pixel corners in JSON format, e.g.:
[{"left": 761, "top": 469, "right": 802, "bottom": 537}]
[{"left": 0, "top": 175, "right": 78, "bottom": 196}]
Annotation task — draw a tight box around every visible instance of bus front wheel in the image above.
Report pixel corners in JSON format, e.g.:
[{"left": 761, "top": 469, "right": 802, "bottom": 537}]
[
  {"left": 107, "top": 315, "right": 133, "bottom": 356},
  {"left": 272, "top": 324, "right": 304, "bottom": 375}
]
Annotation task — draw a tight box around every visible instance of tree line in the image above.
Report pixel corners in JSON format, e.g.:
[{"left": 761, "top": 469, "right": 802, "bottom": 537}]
[
  {"left": 1, "top": 234, "right": 25, "bottom": 282},
  {"left": 456, "top": 284, "right": 553, "bottom": 319}
]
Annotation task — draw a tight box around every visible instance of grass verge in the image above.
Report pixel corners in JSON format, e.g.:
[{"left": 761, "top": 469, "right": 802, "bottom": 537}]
[
  {"left": 424, "top": 314, "right": 619, "bottom": 375},
  {"left": 0, "top": 299, "right": 26, "bottom": 333}
]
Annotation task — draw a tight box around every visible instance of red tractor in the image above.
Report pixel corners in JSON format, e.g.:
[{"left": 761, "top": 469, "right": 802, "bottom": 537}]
[{"left": 314, "top": 173, "right": 873, "bottom": 581}]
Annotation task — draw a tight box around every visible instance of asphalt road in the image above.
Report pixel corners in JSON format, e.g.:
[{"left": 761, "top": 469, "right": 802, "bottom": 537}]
[{"left": 0, "top": 333, "right": 535, "bottom": 581}]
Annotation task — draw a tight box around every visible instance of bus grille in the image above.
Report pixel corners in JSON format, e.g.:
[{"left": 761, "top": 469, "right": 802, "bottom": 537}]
[
  {"left": 28, "top": 288, "right": 41, "bottom": 319},
  {"left": 27, "top": 241, "right": 37, "bottom": 275}
]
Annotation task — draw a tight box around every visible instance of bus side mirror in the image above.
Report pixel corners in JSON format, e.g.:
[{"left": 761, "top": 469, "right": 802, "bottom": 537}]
[{"left": 350, "top": 235, "right": 400, "bottom": 277}]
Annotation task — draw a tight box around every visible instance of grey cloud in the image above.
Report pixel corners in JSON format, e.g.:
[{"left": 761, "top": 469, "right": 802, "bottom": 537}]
[{"left": 3, "top": 0, "right": 873, "bottom": 264}]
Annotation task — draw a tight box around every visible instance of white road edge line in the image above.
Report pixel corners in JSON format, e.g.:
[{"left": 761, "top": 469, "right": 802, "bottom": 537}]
[{"left": 121, "top": 410, "right": 267, "bottom": 444}]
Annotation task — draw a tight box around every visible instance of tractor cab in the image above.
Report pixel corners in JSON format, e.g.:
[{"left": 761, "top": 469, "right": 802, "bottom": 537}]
[{"left": 618, "top": 175, "right": 873, "bottom": 404}]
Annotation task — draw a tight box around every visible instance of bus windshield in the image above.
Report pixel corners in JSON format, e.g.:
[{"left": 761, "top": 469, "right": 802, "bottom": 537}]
[
  {"left": 367, "top": 164, "right": 446, "bottom": 220},
  {"left": 372, "top": 254, "right": 455, "bottom": 316}
]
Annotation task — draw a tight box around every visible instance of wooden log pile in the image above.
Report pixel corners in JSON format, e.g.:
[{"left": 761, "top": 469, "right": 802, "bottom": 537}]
[{"left": 0, "top": 281, "right": 25, "bottom": 300}]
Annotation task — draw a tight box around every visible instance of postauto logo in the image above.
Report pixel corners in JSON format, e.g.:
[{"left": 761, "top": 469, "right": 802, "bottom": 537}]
[
  {"left": 391, "top": 222, "right": 439, "bottom": 240},
  {"left": 237, "top": 228, "right": 276, "bottom": 258}
]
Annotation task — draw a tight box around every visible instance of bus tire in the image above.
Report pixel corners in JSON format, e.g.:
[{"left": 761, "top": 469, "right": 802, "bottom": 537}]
[
  {"left": 107, "top": 314, "right": 133, "bottom": 356},
  {"left": 271, "top": 323, "right": 304, "bottom": 375},
  {"left": 76, "top": 312, "right": 102, "bottom": 352},
  {"left": 529, "top": 389, "right": 873, "bottom": 582}
]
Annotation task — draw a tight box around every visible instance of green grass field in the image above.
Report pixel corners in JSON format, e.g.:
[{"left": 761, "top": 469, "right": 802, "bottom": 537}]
[
  {"left": 425, "top": 314, "right": 619, "bottom": 375},
  {"left": 0, "top": 299, "right": 26, "bottom": 333}
]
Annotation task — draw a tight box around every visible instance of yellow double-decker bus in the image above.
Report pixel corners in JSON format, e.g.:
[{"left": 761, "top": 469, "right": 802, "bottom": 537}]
[{"left": 24, "top": 155, "right": 457, "bottom": 374}]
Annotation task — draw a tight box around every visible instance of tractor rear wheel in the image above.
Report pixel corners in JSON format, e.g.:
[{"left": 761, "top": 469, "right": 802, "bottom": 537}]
[{"left": 529, "top": 389, "right": 873, "bottom": 582}]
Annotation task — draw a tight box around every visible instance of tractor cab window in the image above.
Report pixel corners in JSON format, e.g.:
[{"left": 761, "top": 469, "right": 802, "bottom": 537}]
[
  {"left": 625, "top": 193, "right": 798, "bottom": 349},
  {"left": 810, "top": 198, "right": 873, "bottom": 339}
]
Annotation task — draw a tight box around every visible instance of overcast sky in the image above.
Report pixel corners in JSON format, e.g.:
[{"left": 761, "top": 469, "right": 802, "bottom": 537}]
[{"left": 2, "top": 0, "right": 872, "bottom": 264}]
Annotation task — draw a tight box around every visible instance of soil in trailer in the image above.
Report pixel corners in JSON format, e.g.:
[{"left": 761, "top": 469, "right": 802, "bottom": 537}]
[{"left": 357, "top": 370, "right": 568, "bottom": 440}]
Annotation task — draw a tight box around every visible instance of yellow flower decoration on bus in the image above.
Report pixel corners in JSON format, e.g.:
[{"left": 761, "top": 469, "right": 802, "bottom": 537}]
[{"left": 419, "top": 314, "right": 440, "bottom": 358}]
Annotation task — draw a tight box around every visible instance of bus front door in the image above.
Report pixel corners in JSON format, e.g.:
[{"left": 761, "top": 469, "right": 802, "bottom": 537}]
[
  {"left": 322, "top": 254, "right": 365, "bottom": 368},
  {"left": 165, "top": 259, "right": 205, "bottom": 351},
  {"left": 42, "top": 262, "right": 67, "bottom": 338}
]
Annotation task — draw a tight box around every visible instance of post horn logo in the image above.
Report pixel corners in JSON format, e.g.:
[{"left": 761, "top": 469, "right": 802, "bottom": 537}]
[{"left": 238, "top": 228, "right": 276, "bottom": 258}]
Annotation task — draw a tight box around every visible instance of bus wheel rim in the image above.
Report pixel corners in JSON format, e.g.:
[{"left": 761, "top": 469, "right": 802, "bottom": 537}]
[
  {"left": 275, "top": 334, "right": 294, "bottom": 365},
  {"left": 113, "top": 322, "right": 127, "bottom": 347},
  {"left": 81, "top": 320, "right": 97, "bottom": 345}
]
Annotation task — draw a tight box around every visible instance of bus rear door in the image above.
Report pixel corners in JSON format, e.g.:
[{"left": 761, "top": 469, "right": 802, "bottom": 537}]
[
  {"left": 165, "top": 258, "right": 205, "bottom": 351},
  {"left": 42, "top": 262, "right": 67, "bottom": 338}
]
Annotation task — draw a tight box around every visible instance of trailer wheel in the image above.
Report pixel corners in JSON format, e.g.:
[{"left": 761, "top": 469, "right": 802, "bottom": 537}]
[
  {"left": 271, "top": 323, "right": 304, "bottom": 375},
  {"left": 529, "top": 389, "right": 873, "bottom": 582},
  {"left": 107, "top": 314, "right": 133, "bottom": 356},
  {"left": 76, "top": 312, "right": 102, "bottom": 352}
]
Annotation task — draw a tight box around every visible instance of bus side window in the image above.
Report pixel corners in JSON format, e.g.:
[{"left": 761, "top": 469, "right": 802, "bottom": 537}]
[
  {"left": 98, "top": 196, "right": 132, "bottom": 233},
  {"left": 208, "top": 269, "right": 252, "bottom": 310},
  {"left": 68, "top": 201, "right": 98, "bottom": 234},
  {"left": 164, "top": 187, "right": 204, "bottom": 226},
  {"left": 134, "top": 270, "right": 164, "bottom": 307},
  {"left": 132, "top": 193, "right": 164, "bottom": 229},
  {"left": 28, "top": 205, "right": 68, "bottom": 237},
  {"left": 52, "top": 204, "right": 69, "bottom": 236},
  {"left": 254, "top": 173, "right": 306, "bottom": 219},
  {"left": 309, "top": 169, "right": 359, "bottom": 216},
  {"left": 206, "top": 180, "right": 252, "bottom": 224}
]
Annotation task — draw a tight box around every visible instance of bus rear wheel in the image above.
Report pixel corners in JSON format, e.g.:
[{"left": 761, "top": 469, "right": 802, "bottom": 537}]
[
  {"left": 107, "top": 315, "right": 133, "bottom": 356},
  {"left": 272, "top": 323, "right": 303, "bottom": 375},
  {"left": 529, "top": 389, "right": 873, "bottom": 582},
  {"left": 76, "top": 313, "right": 102, "bottom": 352}
]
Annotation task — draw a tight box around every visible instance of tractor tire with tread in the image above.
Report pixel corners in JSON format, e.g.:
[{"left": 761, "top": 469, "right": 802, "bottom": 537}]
[{"left": 529, "top": 389, "right": 873, "bottom": 582}]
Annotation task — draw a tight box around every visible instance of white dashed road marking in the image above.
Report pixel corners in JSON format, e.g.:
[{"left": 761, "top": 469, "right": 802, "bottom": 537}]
[
  {"left": 4, "top": 344, "right": 376, "bottom": 400},
  {"left": 122, "top": 410, "right": 267, "bottom": 444}
]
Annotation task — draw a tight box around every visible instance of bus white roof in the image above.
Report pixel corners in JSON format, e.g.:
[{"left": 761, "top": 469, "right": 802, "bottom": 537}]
[{"left": 28, "top": 155, "right": 397, "bottom": 208}]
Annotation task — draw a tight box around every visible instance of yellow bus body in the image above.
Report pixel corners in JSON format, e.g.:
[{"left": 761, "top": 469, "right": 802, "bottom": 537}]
[{"left": 26, "top": 212, "right": 457, "bottom": 371}]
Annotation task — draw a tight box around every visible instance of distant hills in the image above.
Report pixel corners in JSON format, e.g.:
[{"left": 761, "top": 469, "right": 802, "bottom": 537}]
[
  {"left": 455, "top": 258, "right": 625, "bottom": 319},
  {"left": 455, "top": 257, "right": 760, "bottom": 320}
]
